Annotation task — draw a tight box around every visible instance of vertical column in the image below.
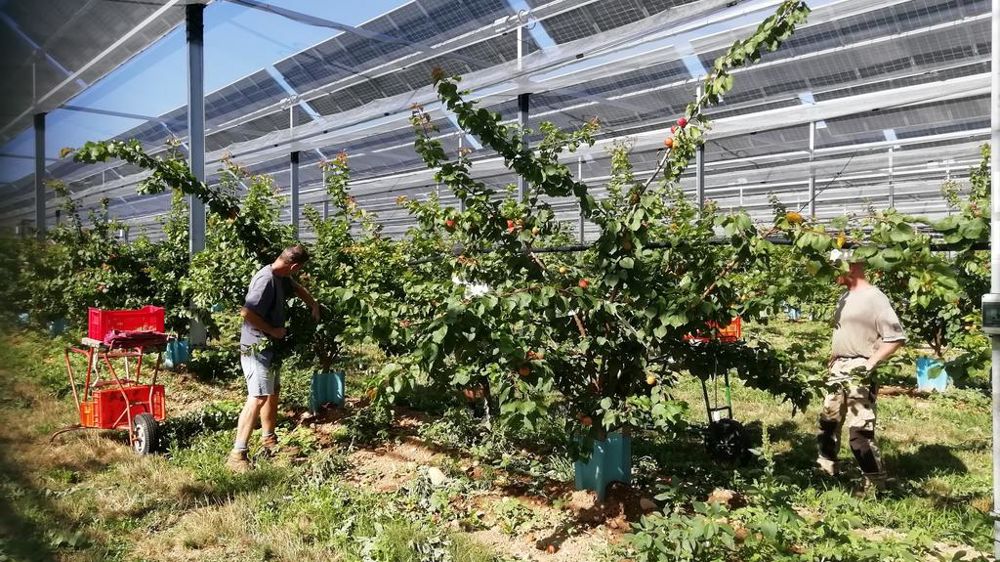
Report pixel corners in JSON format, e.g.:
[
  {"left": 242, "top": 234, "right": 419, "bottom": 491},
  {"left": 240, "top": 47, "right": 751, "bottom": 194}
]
[
  {"left": 517, "top": 92, "right": 530, "bottom": 202},
  {"left": 517, "top": 23, "right": 523, "bottom": 72},
  {"left": 808, "top": 121, "right": 817, "bottom": 218},
  {"left": 990, "top": 0, "right": 1000, "bottom": 558},
  {"left": 34, "top": 113, "right": 46, "bottom": 238},
  {"left": 695, "top": 87, "right": 705, "bottom": 210},
  {"left": 888, "top": 147, "right": 895, "bottom": 209},
  {"left": 577, "top": 156, "right": 585, "bottom": 244},
  {"left": 187, "top": 3, "right": 207, "bottom": 346},
  {"left": 290, "top": 151, "right": 300, "bottom": 238}
]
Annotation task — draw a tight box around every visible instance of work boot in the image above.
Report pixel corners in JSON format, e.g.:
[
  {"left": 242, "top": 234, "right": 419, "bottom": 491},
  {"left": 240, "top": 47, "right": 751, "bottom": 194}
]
[
  {"left": 864, "top": 471, "right": 889, "bottom": 493},
  {"left": 225, "top": 449, "right": 251, "bottom": 473},
  {"left": 816, "top": 456, "right": 838, "bottom": 477},
  {"left": 260, "top": 433, "right": 279, "bottom": 457},
  {"left": 852, "top": 472, "right": 889, "bottom": 498}
]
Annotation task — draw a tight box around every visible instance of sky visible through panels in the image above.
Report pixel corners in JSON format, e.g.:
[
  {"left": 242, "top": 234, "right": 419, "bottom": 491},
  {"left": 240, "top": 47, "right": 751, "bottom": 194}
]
[{"left": 0, "top": 0, "right": 409, "bottom": 183}]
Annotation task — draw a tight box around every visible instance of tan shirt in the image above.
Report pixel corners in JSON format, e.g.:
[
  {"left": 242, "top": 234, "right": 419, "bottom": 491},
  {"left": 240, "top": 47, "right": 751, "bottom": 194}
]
[{"left": 831, "top": 285, "right": 906, "bottom": 359}]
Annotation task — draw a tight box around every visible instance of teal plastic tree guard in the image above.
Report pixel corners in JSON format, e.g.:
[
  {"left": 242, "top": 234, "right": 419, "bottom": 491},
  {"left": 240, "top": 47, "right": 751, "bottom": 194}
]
[
  {"left": 575, "top": 432, "right": 632, "bottom": 501},
  {"left": 916, "top": 356, "right": 949, "bottom": 392},
  {"left": 48, "top": 318, "right": 66, "bottom": 336},
  {"left": 310, "top": 371, "right": 345, "bottom": 413},
  {"left": 165, "top": 339, "right": 190, "bottom": 370}
]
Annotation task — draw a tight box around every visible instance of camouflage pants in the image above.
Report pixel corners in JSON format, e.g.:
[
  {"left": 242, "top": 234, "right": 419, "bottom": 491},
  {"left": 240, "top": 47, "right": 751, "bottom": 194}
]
[{"left": 816, "top": 357, "right": 883, "bottom": 478}]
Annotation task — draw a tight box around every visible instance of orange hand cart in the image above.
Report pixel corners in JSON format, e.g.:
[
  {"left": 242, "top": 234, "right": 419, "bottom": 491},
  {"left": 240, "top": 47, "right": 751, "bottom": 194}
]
[{"left": 51, "top": 336, "right": 167, "bottom": 455}]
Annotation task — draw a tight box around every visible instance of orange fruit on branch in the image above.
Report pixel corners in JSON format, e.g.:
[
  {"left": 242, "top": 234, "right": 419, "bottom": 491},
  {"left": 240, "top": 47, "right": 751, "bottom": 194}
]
[{"left": 785, "top": 211, "right": 804, "bottom": 225}]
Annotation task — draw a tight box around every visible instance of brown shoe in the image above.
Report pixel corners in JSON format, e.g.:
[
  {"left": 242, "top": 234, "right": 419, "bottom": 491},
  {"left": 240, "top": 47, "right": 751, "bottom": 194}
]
[
  {"left": 260, "top": 433, "right": 278, "bottom": 456},
  {"left": 225, "top": 449, "right": 251, "bottom": 473}
]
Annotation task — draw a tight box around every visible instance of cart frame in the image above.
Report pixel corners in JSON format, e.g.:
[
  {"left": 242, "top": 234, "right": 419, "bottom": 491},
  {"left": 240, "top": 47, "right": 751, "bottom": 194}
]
[{"left": 51, "top": 337, "right": 167, "bottom": 454}]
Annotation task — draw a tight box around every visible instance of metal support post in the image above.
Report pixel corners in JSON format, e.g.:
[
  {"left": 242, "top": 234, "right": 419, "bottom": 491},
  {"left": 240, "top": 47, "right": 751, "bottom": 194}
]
[
  {"left": 517, "top": 92, "right": 530, "bottom": 202},
  {"left": 990, "top": 0, "right": 1000, "bottom": 557},
  {"left": 517, "top": 24, "right": 523, "bottom": 72},
  {"left": 808, "top": 121, "right": 817, "bottom": 218},
  {"left": 888, "top": 147, "right": 895, "bottom": 209},
  {"left": 290, "top": 151, "right": 300, "bottom": 237},
  {"left": 577, "top": 156, "right": 585, "bottom": 243},
  {"left": 186, "top": 3, "right": 207, "bottom": 346},
  {"left": 695, "top": 87, "right": 705, "bottom": 210},
  {"left": 34, "top": 112, "right": 45, "bottom": 238}
]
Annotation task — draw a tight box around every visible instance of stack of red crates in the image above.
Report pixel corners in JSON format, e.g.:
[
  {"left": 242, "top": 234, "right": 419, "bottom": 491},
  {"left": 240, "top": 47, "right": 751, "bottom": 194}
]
[{"left": 79, "top": 306, "right": 167, "bottom": 430}]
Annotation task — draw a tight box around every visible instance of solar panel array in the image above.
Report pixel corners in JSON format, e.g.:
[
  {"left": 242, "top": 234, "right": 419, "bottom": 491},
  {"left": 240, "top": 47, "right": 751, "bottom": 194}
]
[
  {"left": 0, "top": 0, "right": 184, "bottom": 147},
  {"left": 0, "top": 0, "right": 994, "bottom": 242}
]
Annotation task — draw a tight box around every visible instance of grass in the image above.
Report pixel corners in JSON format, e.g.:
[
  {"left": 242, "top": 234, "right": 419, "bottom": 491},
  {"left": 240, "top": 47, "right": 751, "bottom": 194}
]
[{"left": 0, "top": 318, "right": 993, "bottom": 561}]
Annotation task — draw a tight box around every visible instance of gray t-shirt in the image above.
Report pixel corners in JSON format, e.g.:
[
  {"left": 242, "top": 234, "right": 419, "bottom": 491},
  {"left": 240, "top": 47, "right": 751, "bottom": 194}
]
[
  {"left": 240, "top": 265, "right": 293, "bottom": 346},
  {"left": 831, "top": 285, "right": 906, "bottom": 359}
]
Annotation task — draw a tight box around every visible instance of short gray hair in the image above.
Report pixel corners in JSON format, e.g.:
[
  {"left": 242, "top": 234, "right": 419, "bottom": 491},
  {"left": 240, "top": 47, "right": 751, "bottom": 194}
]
[{"left": 280, "top": 244, "right": 310, "bottom": 265}]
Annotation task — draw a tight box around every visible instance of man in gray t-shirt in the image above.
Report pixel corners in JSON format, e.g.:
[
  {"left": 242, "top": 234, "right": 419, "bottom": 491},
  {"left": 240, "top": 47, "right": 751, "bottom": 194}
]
[
  {"left": 817, "top": 250, "right": 905, "bottom": 492},
  {"left": 226, "top": 244, "right": 319, "bottom": 473}
]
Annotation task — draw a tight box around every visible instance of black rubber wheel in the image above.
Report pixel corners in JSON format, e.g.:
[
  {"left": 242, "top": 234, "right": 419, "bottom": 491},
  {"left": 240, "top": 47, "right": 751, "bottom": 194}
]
[
  {"left": 132, "top": 413, "right": 158, "bottom": 455},
  {"left": 705, "top": 418, "right": 748, "bottom": 465}
]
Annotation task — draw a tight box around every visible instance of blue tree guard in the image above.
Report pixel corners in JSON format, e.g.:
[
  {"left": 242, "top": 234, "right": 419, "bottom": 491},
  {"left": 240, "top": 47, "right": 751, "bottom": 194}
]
[
  {"left": 575, "top": 432, "right": 632, "bottom": 501},
  {"left": 310, "top": 371, "right": 345, "bottom": 413},
  {"left": 916, "top": 356, "right": 949, "bottom": 392},
  {"left": 164, "top": 339, "right": 190, "bottom": 370},
  {"left": 48, "top": 318, "right": 66, "bottom": 336}
]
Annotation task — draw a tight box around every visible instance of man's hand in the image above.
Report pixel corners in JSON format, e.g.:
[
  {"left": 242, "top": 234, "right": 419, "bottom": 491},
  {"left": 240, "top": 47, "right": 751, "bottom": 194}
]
[
  {"left": 311, "top": 302, "right": 320, "bottom": 322},
  {"left": 269, "top": 327, "right": 287, "bottom": 340}
]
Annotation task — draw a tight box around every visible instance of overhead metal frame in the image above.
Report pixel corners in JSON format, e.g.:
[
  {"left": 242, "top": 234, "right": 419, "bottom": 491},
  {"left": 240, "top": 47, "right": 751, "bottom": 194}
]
[{"left": 0, "top": 0, "right": 993, "bottom": 240}]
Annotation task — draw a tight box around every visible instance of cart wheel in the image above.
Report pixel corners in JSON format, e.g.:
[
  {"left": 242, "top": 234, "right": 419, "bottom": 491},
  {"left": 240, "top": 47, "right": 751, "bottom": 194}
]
[
  {"left": 705, "top": 418, "right": 748, "bottom": 465},
  {"left": 132, "top": 413, "right": 158, "bottom": 455}
]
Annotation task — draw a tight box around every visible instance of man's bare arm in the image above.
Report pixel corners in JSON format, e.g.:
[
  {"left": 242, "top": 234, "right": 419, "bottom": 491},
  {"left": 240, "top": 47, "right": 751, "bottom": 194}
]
[
  {"left": 291, "top": 279, "right": 320, "bottom": 321},
  {"left": 865, "top": 340, "right": 904, "bottom": 371},
  {"left": 240, "top": 307, "right": 285, "bottom": 339}
]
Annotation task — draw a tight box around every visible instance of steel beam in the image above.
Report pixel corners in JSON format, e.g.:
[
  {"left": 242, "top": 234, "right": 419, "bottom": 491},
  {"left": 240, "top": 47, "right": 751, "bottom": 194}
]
[
  {"left": 990, "top": 0, "right": 1000, "bottom": 557},
  {"left": 695, "top": 87, "right": 705, "bottom": 210},
  {"left": 808, "top": 121, "right": 816, "bottom": 218},
  {"left": 577, "top": 156, "right": 585, "bottom": 243},
  {"left": 888, "top": 147, "right": 895, "bottom": 208},
  {"left": 517, "top": 93, "right": 530, "bottom": 201},
  {"left": 290, "top": 151, "right": 300, "bottom": 237},
  {"left": 187, "top": 3, "right": 207, "bottom": 346},
  {"left": 34, "top": 113, "right": 45, "bottom": 238}
]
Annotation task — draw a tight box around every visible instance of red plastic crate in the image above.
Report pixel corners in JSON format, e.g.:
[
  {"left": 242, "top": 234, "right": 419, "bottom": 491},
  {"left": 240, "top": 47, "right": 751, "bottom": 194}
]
[
  {"left": 685, "top": 317, "right": 742, "bottom": 344},
  {"left": 87, "top": 306, "right": 165, "bottom": 341},
  {"left": 79, "top": 384, "right": 165, "bottom": 429}
]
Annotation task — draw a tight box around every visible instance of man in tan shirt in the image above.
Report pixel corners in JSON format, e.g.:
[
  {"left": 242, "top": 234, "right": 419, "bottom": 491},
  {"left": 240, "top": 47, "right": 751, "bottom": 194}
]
[{"left": 817, "top": 250, "right": 906, "bottom": 490}]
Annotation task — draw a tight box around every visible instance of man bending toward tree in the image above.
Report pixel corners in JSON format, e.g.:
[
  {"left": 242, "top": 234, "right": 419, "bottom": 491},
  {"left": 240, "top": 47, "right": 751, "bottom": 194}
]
[
  {"left": 817, "top": 249, "right": 905, "bottom": 492},
  {"left": 226, "top": 244, "right": 319, "bottom": 473}
]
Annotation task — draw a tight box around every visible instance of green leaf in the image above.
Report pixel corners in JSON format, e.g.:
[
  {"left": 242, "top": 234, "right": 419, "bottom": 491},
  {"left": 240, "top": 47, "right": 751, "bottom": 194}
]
[
  {"left": 889, "top": 222, "right": 914, "bottom": 243},
  {"left": 432, "top": 325, "right": 448, "bottom": 344}
]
